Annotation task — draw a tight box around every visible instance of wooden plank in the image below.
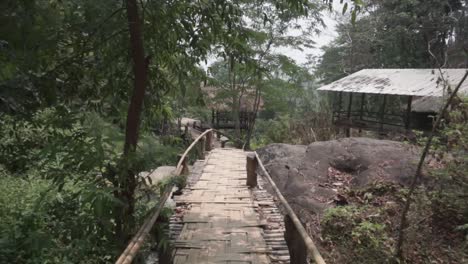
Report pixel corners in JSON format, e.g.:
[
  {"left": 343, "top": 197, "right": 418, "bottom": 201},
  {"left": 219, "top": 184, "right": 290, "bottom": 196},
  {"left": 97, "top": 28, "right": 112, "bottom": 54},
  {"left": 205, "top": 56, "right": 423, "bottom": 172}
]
[{"left": 171, "top": 149, "right": 272, "bottom": 263}]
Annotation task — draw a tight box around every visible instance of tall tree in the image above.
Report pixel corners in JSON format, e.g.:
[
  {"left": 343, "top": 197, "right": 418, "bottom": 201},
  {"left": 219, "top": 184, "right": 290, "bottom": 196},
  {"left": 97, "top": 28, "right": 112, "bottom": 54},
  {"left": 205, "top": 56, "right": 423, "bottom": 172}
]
[
  {"left": 115, "top": 0, "right": 149, "bottom": 243},
  {"left": 316, "top": 0, "right": 468, "bottom": 83}
]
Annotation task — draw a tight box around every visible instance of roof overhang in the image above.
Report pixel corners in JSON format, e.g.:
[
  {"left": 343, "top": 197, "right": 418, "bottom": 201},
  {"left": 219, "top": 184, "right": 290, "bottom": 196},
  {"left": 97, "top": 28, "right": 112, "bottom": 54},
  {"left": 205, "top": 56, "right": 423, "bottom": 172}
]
[{"left": 317, "top": 69, "right": 468, "bottom": 97}]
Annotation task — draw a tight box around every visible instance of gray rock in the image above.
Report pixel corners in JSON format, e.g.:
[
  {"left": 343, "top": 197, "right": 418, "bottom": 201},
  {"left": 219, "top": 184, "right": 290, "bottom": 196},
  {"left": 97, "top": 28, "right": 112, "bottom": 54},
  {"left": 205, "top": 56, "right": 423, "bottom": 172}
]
[{"left": 257, "top": 138, "right": 420, "bottom": 214}]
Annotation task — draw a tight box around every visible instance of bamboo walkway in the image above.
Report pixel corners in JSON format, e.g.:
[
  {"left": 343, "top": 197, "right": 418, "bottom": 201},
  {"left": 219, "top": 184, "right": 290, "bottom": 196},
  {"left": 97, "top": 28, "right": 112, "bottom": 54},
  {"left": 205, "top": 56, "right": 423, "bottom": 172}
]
[{"left": 171, "top": 148, "right": 274, "bottom": 264}]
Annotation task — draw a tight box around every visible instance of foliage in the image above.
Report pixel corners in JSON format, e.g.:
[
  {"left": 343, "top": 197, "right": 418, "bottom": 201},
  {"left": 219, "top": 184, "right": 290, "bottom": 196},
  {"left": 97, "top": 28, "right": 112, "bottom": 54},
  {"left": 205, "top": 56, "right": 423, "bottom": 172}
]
[
  {"left": 0, "top": 175, "right": 115, "bottom": 263},
  {"left": 428, "top": 97, "right": 468, "bottom": 234},
  {"left": 0, "top": 0, "right": 333, "bottom": 262},
  {"left": 316, "top": 0, "right": 468, "bottom": 83},
  {"left": 322, "top": 205, "right": 392, "bottom": 263},
  {"left": 0, "top": 108, "right": 184, "bottom": 263},
  {"left": 322, "top": 206, "right": 361, "bottom": 239}
]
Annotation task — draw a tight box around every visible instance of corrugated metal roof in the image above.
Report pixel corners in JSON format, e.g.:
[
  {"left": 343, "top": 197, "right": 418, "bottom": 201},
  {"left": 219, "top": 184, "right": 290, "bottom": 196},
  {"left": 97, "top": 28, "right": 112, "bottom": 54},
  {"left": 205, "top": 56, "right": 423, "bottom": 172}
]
[{"left": 317, "top": 69, "right": 468, "bottom": 97}]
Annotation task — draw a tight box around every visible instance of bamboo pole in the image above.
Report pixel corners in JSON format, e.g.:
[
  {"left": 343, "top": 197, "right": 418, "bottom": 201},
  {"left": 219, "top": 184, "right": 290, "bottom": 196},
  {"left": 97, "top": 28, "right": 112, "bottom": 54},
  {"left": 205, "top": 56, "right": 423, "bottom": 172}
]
[
  {"left": 116, "top": 129, "right": 214, "bottom": 264},
  {"left": 174, "top": 129, "right": 213, "bottom": 175},
  {"left": 116, "top": 185, "right": 172, "bottom": 264},
  {"left": 254, "top": 152, "right": 326, "bottom": 264}
]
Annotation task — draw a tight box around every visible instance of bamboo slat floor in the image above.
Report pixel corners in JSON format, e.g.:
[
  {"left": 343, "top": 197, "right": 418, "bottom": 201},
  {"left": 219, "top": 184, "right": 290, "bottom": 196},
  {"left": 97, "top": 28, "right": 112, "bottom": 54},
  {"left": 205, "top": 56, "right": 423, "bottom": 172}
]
[{"left": 172, "top": 148, "right": 272, "bottom": 264}]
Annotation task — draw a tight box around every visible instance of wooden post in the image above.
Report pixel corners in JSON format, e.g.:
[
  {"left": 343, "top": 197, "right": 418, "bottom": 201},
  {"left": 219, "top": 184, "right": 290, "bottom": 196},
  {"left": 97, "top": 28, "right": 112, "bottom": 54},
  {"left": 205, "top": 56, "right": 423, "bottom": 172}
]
[
  {"left": 359, "top": 93, "right": 365, "bottom": 134},
  {"left": 360, "top": 93, "right": 365, "bottom": 121},
  {"left": 405, "top": 96, "right": 413, "bottom": 130},
  {"left": 198, "top": 137, "right": 205, "bottom": 159},
  {"left": 285, "top": 215, "right": 307, "bottom": 264},
  {"left": 177, "top": 154, "right": 189, "bottom": 175},
  {"left": 379, "top": 95, "right": 387, "bottom": 134},
  {"left": 346, "top": 93, "right": 353, "bottom": 137},
  {"left": 205, "top": 131, "right": 213, "bottom": 151},
  {"left": 337, "top": 91, "right": 343, "bottom": 118},
  {"left": 184, "top": 124, "right": 188, "bottom": 136},
  {"left": 246, "top": 153, "right": 257, "bottom": 188}
]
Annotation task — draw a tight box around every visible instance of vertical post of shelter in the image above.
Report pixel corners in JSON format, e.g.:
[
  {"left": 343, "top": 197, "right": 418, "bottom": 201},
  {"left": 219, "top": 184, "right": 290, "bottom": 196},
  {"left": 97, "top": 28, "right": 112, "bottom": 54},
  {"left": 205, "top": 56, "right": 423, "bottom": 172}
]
[
  {"left": 379, "top": 95, "right": 387, "bottom": 135},
  {"left": 184, "top": 125, "right": 188, "bottom": 137},
  {"left": 346, "top": 93, "right": 353, "bottom": 137},
  {"left": 216, "top": 110, "right": 220, "bottom": 129},
  {"left": 177, "top": 154, "right": 189, "bottom": 175},
  {"left": 205, "top": 130, "right": 213, "bottom": 151},
  {"left": 405, "top": 96, "right": 413, "bottom": 130},
  {"left": 359, "top": 93, "right": 365, "bottom": 120},
  {"left": 246, "top": 153, "right": 257, "bottom": 188},
  {"left": 359, "top": 93, "right": 365, "bottom": 134},
  {"left": 285, "top": 214, "right": 307, "bottom": 264},
  {"left": 337, "top": 92, "right": 343, "bottom": 119},
  {"left": 336, "top": 91, "right": 343, "bottom": 135}
]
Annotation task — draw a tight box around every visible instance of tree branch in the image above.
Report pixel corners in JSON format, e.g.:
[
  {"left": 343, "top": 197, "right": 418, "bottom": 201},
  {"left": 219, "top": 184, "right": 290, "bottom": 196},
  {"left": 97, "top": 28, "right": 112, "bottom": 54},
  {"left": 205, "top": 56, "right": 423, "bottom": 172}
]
[{"left": 395, "top": 70, "right": 468, "bottom": 261}]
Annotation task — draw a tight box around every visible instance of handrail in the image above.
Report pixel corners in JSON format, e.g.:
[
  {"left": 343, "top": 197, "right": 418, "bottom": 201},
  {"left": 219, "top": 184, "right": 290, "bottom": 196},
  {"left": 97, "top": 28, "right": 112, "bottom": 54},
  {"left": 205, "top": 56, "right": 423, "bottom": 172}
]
[
  {"left": 254, "top": 152, "right": 326, "bottom": 264},
  {"left": 115, "top": 129, "right": 214, "bottom": 264},
  {"left": 175, "top": 129, "right": 213, "bottom": 175}
]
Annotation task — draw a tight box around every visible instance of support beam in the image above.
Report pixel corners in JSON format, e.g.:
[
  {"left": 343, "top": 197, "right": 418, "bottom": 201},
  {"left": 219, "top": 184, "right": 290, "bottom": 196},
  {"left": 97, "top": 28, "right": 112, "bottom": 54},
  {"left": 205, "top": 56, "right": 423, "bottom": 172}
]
[
  {"left": 337, "top": 92, "right": 343, "bottom": 119},
  {"left": 346, "top": 93, "right": 353, "bottom": 137},
  {"left": 285, "top": 215, "right": 307, "bottom": 264},
  {"left": 198, "top": 137, "right": 205, "bottom": 159},
  {"left": 246, "top": 153, "right": 258, "bottom": 188},
  {"left": 177, "top": 154, "right": 189, "bottom": 175},
  {"left": 359, "top": 93, "right": 365, "bottom": 134},
  {"left": 379, "top": 95, "right": 387, "bottom": 134},
  {"left": 405, "top": 96, "right": 413, "bottom": 130},
  {"left": 360, "top": 93, "right": 365, "bottom": 121},
  {"left": 205, "top": 131, "right": 213, "bottom": 151}
]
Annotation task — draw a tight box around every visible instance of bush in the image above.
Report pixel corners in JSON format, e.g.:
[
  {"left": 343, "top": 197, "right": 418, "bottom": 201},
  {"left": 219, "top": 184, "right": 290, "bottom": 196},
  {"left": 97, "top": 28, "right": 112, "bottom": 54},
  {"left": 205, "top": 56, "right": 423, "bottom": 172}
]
[
  {"left": 0, "top": 174, "right": 116, "bottom": 263},
  {"left": 429, "top": 97, "right": 468, "bottom": 234},
  {"left": 322, "top": 206, "right": 361, "bottom": 240},
  {"left": 322, "top": 206, "right": 392, "bottom": 263},
  {"left": 0, "top": 108, "right": 183, "bottom": 263}
]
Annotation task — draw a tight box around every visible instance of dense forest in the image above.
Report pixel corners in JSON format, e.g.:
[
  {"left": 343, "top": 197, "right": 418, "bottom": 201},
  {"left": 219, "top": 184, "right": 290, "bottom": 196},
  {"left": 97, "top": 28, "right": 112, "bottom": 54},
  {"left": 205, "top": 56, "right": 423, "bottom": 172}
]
[{"left": 1, "top": 0, "right": 467, "bottom": 263}]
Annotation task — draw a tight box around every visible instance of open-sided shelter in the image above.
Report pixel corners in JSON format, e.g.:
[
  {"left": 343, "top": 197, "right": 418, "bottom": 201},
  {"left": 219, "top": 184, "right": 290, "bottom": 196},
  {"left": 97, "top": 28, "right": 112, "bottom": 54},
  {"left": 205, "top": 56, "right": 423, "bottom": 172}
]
[
  {"left": 317, "top": 69, "right": 468, "bottom": 134},
  {"left": 201, "top": 85, "right": 264, "bottom": 130}
]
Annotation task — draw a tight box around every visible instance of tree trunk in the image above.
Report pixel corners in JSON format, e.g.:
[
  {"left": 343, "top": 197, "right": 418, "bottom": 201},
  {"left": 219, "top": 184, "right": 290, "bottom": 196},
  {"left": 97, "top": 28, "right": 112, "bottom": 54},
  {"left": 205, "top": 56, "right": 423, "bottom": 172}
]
[
  {"left": 395, "top": 70, "right": 468, "bottom": 261},
  {"left": 117, "top": 0, "right": 148, "bottom": 246},
  {"left": 230, "top": 55, "right": 241, "bottom": 146},
  {"left": 244, "top": 75, "right": 262, "bottom": 150}
]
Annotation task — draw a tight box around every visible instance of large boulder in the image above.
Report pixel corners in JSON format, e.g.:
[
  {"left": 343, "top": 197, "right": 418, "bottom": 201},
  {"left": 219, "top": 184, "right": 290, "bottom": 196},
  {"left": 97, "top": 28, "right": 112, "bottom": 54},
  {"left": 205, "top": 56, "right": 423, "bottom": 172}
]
[{"left": 257, "top": 138, "right": 420, "bottom": 214}]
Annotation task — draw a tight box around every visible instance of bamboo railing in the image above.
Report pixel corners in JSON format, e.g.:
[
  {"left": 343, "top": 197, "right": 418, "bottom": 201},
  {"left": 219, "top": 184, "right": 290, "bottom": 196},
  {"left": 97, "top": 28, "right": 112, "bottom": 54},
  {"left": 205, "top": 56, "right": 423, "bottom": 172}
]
[
  {"left": 115, "top": 129, "right": 214, "bottom": 264},
  {"left": 247, "top": 152, "right": 326, "bottom": 264},
  {"left": 116, "top": 127, "right": 325, "bottom": 264}
]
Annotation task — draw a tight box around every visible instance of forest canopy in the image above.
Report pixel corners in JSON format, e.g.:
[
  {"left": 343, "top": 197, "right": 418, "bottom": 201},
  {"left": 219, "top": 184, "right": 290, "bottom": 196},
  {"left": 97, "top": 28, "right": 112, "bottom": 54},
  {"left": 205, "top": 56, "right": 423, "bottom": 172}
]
[{"left": 1, "top": 0, "right": 467, "bottom": 263}]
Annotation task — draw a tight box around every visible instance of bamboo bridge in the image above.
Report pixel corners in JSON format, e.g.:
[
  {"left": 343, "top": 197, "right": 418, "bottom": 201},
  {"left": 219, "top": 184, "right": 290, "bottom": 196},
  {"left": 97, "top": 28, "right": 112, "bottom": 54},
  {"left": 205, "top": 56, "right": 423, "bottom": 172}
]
[{"left": 116, "top": 129, "right": 325, "bottom": 264}]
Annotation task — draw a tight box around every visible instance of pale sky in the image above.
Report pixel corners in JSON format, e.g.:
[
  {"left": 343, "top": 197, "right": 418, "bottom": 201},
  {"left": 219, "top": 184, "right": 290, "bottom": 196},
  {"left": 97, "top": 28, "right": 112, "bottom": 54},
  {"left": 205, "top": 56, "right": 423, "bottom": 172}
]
[
  {"left": 273, "top": 1, "right": 349, "bottom": 68},
  {"left": 202, "top": 2, "right": 348, "bottom": 73}
]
